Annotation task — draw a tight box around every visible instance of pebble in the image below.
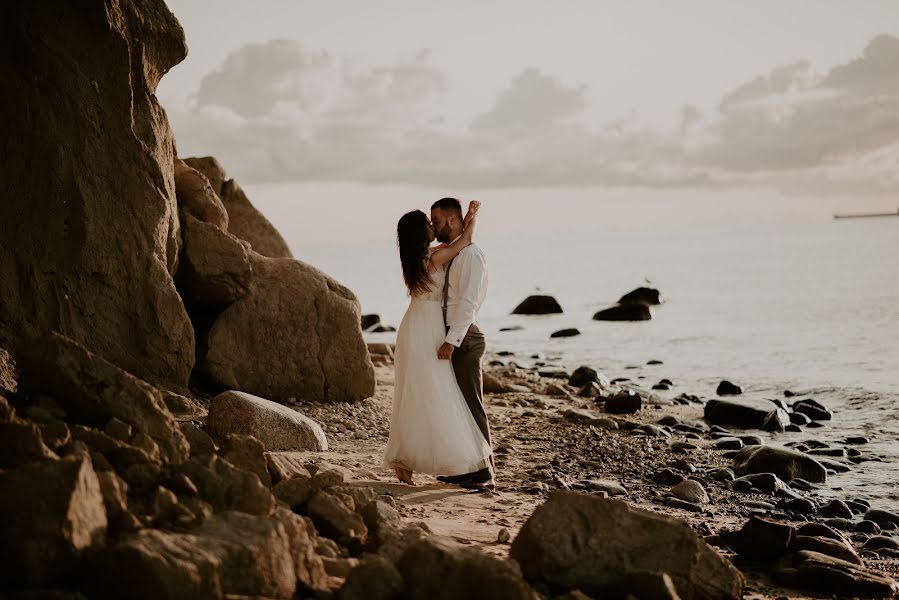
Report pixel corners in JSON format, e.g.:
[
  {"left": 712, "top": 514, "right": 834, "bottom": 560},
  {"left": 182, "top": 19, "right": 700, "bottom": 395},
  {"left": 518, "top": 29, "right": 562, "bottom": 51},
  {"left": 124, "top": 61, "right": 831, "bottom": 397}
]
[
  {"left": 845, "top": 436, "right": 869, "bottom": 445},
  {"left": 711, "top": 468, "right": 736, "bottom": 482},
  {"left": 668, "top": 479, "right": 710, "bottom": 505},
  {"left": 713, "top": 437, "right": 744, "bottom": 450},
  {"left": 583, "top": 480, "right": 627, "bottom": 496},
  {"left": 855, "top": 520, "right": 882, "bottom": 535},
  {"left": 497, "top": 528, "right": 511, "bottom": 544},
  {"left": 742, "top": 500, "right": 776, "bottom": 510},
  {"left": 654, "top": 468, "right": 686, "bottom": 485},
  {"left": 663, "top": 497, "right": 704, "bottom": 512},
  {"left": 818, "top": 500, "right": 853, "bottom": 519}
]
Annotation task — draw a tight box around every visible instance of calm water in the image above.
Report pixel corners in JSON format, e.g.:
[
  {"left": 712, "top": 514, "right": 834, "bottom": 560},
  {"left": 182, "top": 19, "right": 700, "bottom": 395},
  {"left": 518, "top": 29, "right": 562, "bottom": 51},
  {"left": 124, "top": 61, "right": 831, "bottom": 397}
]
[{"left": 257, "top": 191, "right": 899, "bottom": 507}]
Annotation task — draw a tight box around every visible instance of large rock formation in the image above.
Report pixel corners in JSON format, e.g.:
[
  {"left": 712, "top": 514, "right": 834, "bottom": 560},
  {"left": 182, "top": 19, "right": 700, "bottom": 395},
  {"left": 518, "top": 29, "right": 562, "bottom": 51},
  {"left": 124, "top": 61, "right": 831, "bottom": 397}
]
[
  {"left": 184, "top": 156, "right": 293, "bottom": 259},
  {"left": 0, "top": 0, "right": 195, "bottom": 391},
  {"left": 202, "top": 253, "right": 376, "bottom": 403}
]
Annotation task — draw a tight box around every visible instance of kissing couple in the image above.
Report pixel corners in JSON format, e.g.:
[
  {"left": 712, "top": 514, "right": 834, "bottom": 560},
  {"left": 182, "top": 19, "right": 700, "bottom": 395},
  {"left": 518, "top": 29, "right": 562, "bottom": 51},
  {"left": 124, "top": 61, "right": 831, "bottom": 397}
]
[{"left": 382, "top": 198, "right": 495, "bottom": 491}]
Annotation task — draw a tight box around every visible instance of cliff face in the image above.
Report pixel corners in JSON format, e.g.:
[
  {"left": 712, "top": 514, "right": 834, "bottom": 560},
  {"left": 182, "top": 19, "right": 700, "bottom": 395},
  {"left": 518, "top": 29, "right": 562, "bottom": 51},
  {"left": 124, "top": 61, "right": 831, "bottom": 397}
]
[{"left": 0, "top": 0, "right": 195, "bottom": 390}]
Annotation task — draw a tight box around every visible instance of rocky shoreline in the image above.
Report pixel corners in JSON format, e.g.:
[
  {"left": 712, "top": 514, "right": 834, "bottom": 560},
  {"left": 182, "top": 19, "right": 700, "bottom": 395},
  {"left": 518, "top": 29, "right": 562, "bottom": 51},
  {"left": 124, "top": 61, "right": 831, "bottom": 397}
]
[{"left": 1, "top": 1, "right": 898, "bottom": 599}]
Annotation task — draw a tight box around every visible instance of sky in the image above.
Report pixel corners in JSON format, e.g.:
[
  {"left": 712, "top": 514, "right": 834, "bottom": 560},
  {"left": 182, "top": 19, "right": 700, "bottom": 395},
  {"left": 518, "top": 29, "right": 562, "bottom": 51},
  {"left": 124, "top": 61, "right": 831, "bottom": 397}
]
[{"left": 158, "top": 0, "right": 899, "bottom": 212}]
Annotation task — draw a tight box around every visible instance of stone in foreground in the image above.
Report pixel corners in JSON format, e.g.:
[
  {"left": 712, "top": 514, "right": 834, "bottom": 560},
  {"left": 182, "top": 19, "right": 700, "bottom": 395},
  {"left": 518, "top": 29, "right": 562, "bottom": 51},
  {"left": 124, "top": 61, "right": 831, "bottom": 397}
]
[
  {"left": 0, "top": 455, "right": 108, "bottom": 588},
  {"left": 398, "top": 536, "right": 536, "bottom": 600},
  {"left": 207, "top": 390, "right": 328, "bottom": 451},
  {"left": 510, "top": 492, "right": 743, "bottom": 600}
]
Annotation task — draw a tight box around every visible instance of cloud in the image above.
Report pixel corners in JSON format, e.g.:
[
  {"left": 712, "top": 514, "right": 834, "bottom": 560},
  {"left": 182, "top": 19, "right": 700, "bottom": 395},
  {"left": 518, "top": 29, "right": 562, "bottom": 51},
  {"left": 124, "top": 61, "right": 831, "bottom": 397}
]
[{"left": 168, "top": 35, "right": 899, "bottom": 195}]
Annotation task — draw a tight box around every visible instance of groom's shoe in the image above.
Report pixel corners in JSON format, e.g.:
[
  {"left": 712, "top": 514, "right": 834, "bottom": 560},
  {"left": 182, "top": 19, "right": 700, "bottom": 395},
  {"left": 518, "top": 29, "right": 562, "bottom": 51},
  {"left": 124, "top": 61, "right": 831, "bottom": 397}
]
[{"left": 436, "top": 474, "right": 471, "bottom": 485}]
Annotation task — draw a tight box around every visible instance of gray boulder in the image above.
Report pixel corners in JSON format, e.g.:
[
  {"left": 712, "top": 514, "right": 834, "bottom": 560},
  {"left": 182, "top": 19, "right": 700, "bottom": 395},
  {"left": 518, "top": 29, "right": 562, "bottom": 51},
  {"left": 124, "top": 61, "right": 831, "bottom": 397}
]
[
  {"left": 510, "top": 492, "right": 743, "bottom": 600},
  {"left": 207, "top": 390, "right": 328, "bottom": 451}
]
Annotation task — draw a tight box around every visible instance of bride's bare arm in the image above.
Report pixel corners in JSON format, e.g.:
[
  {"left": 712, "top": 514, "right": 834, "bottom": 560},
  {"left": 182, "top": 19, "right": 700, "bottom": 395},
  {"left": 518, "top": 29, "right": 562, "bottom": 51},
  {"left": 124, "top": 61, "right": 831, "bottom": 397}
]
[{"left": 428, "top": 201, "right": 480, "bottom": 270}]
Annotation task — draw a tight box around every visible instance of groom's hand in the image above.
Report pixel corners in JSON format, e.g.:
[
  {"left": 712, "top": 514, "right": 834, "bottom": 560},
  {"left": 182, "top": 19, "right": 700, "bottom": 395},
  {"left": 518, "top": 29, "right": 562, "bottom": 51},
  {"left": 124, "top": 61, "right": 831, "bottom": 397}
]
[{"left": 437, "top": 342, "right": 455, "bottom": 360}]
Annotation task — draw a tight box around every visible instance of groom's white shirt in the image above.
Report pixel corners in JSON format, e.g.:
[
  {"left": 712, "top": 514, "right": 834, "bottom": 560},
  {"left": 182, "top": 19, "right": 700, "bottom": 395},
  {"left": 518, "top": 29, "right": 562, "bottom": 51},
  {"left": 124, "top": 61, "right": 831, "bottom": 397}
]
[{"left": 444, "top": 236, "right": 488, "bottom": 347}]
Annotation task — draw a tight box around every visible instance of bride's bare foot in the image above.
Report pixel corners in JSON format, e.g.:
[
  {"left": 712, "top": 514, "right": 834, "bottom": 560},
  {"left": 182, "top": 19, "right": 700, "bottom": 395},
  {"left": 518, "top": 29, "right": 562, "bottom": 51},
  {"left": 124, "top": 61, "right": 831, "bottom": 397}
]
[{"left": 394, "top": 468, "right": 415, "bottom": 485}]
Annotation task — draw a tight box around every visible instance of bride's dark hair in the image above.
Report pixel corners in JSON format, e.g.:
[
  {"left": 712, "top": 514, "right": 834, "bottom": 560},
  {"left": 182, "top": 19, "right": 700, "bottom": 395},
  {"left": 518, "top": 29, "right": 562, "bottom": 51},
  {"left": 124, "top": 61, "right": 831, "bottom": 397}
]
[{"left": 397, "top": 210, "right": 433, "bottom": 296}]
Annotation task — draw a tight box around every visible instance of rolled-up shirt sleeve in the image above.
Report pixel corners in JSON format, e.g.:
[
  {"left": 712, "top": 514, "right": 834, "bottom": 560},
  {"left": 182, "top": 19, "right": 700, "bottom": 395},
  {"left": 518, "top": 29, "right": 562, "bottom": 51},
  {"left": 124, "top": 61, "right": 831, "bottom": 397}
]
[{"left": 445, "top": 249, "right": 486, "bottom": 347}]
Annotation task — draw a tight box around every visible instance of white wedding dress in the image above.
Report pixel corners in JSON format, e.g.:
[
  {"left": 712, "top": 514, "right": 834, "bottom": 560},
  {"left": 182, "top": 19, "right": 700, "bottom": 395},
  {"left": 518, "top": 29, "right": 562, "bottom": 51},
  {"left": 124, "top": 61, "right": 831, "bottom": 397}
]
[{"left": 383, "top": 263, "right": 491, "bottom": 476}]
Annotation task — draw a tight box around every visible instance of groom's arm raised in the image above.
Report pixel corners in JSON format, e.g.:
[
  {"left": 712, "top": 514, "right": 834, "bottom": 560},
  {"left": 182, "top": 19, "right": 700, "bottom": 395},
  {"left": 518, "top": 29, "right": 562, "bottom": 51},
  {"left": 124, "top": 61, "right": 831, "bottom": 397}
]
[{"left": 428, "top": 201, "right": 479, "bottom": 271}]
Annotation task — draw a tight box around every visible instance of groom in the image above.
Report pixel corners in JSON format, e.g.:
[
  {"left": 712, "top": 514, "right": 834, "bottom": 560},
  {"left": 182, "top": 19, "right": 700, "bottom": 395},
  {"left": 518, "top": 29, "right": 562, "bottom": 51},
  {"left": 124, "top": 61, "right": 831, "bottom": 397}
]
[{"left": 431, "top": 198, "right": 495, "bottom": 490}]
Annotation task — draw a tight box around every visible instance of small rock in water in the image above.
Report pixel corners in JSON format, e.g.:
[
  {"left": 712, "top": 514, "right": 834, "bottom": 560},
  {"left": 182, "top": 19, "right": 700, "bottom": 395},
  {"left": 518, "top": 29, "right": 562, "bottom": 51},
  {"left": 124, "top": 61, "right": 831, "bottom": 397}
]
[
  {"left": 785, "top": 424, "right": 803, "bottom": 433},
  {"left": 568, "top": 366, "right": 600, "bottom": 387},
  {"left": 806, "top": 421, "right": 825, "bottom": 428},
  {"left": 497, "top": 528, "right": 511, "bottom": 544},
  {"left": 783, "top": 497, "right": 817, "bottom": 515},
  {"left": 550, "top": 328, "right": 581, "bottom": 338},
  {"left": 845, "top": 436, "right": 869, "bottom": 445},
  {"left": 792, "top": 398, "right": 833, "bottom": 421},
  {"left": 716, "top": 380, "right": 743, "bottom": 396},
  {"left": 647, "top": 359, "right": 663, "bottom": 365},
  {"left": 789, "top": 412, "right": 811, "bottom": 425}
]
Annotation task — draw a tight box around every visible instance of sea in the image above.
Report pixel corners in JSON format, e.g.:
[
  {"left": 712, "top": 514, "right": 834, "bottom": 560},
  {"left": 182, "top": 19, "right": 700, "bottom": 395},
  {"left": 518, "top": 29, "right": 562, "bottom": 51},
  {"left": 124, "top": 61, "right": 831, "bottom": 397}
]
[{"left": 250, "top": 184, "right": 899, "bottom": 507}]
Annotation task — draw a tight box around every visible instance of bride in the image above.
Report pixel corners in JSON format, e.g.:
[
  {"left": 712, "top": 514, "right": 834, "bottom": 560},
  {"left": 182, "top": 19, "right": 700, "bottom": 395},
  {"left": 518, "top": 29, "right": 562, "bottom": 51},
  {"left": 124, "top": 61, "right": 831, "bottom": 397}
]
[{"left": 383, "top": 201, "right": 491, "bottom": 485}]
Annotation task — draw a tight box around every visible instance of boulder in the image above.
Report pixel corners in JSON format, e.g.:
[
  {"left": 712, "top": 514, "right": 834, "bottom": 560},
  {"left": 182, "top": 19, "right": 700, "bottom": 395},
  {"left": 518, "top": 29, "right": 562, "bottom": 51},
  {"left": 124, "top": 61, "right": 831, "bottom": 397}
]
[
  {"left": 792, "top": 535, "right": 862, "bottom": 565},
  {"left": 592, "top": 304, "right": 652, "bottom": 321},
  {"left": 173, "top": 159, "right": 228, "bottom": 230},
  {"left": 270, "top": 507, "right": 330, "bottom": 594},
  {"left": 568, "top": 366, "right": 599, "bottom": 388},
  {"left": 550, "top": 328, "right": 581, "bottom": 338},
  {"left": 339, "top": 555, "right": 405, "bottom": 600},
  {"left": 192, "top": 511, "right": 297, "bottom": 599},
  {"left": 0, "top": 0, "right": 194, "bottom": 390},
  {"left": 361, "top": 314, "right": 382, "bottom": 331},
  {"left": 865, "top": 509, "right": 899, "bottom": 528},
  {"left": 266, "top": 451, "right": 313, "bottom": 485},
  {"left": 0, "top": 421, "right": 58, "bottom": 468},
  {"left": 721, "top": 516, "right": 794, "bottom": 561},
  {"left": 0, "top": 455, "right": 108, "bottom": 588},
  {"left": 603, "top": 389, "right": 642, "bottom": 414},
  {"left": 17, "top": 333, "right": 190, "bottom": 464},
  {"left": 175, "top": 214, "right": 252, "bottom": 306},
  {"left": 715, "top": 381, "right": 743, "bottom": 396},
  {"left": 397, "top": 536, "right": 536, "bottom": 600},
  {"left": 219, "top": 434, "right": 271, "bottom": 487},
  {"left": 179, "top": 423, "right": 216, "bottom": 457},
  {"left": 360, "top": 500, "right": 404, "bottom": 550},
  {"left": 704, "top": 398, "right": 788, "bottom": 430},
  {"left": 792, "top": 398, "right": 833, "bottom": 421},
  {"left": 177, "top": 454, "right": 275, "bottom": 515},
  {"left": 510, "top": 492, "right": 743, "bottom": 599},
  {"left": 202, "top": 253, "right": 375, "bottom": 403},
  {"left": 512, "top": 295, "right": 563, "bottom": 315},
  {"left": 183, "top": 156, "right": 227, "bottom": 198},
  {"left": 207, "top": 390, "right": 328, "bottom": 451},
  {"left": 308, "top": 490, "right": 368, "bottom": 550},
  {"left": 668, "top": 480, "right": 710, "bottom": 505},
  {"left": 732, "top": 445, "right": 827, "bottom": 483},
  {"left": 218, "top": 178, "right": 293, "bottom": 258},
  {"left": 90, "top": 529, "right": 222, "bottom": 600},
  {"left": 618, "top": 287, "right": 662, "bottom": 306},
  {"left": 776, "top": 551, "right": 898, "bottom": 598}
]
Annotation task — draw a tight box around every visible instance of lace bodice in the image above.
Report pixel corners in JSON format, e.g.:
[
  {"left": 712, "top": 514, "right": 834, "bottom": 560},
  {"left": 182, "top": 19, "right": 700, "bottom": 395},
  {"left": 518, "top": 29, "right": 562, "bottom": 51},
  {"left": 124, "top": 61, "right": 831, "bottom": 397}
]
[{"left": 413, "top": 262, "right": 445, "bottom": 303}]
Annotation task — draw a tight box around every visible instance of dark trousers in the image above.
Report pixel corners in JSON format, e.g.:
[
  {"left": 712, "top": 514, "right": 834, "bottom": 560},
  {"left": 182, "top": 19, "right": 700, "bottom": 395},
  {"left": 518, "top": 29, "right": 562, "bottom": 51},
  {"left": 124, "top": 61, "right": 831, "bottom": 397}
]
[{"left": 450, "top": 323, "right": 494, "bottom": 479}]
